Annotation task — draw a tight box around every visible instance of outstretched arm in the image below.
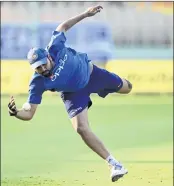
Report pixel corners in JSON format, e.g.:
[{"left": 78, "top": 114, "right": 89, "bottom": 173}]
[
  {"left": 8, "top": 96, "right": 38, "bottom": 121},
  {"left": 56, "top": 5, "right": 103, "bottom": 32}
]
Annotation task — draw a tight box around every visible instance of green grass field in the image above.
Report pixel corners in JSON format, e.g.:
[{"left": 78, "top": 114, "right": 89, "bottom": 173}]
[{"left": 1, "top": 95, "right": 173, "bottom": 186}]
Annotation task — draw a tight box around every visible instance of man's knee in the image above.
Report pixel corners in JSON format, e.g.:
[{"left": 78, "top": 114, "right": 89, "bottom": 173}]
[
  {"left": 71, "top": 108, "right": 91, "bottom": 136},
  {"left": 117, "top": 78, "right": 133, "bottom": 94},
  {"left": 76, "top": 124, "right": 90, "bottom": 136},
  {"left": 125, "top": 79, "right": 133, "bottom": 93},
  {"left": 72, "top": 119, "right": 90, "bottom": 136}
]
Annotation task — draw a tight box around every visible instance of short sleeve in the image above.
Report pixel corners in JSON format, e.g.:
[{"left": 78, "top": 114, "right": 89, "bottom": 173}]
[
  {"left": 27, "top": 76, "right": 45, "bottom": 104},
  {"left": 47, "top": 31, "right": 66, "bottom": 59}
]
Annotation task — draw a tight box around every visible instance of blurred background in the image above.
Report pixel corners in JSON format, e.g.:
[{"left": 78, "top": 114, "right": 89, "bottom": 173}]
[
  {"left": 1, "top": 1, "right": 173, "bottom": 186},
  {"left": 1, "top": 1, "right": 173, "bottom": 94}
]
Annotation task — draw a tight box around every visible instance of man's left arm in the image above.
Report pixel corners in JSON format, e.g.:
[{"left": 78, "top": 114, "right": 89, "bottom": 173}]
[{"left": 56, "top": 5, "right": 103, "bottom": 32}]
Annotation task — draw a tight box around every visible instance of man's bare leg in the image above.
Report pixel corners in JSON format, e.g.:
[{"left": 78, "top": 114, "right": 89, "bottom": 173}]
[
  {"left": 71, "top": 108, "right": 128, "bottom": 182},
  {"left": 71, "top": 78, "right": 132, "bottom": 162},
  {"left": 71, "top": 108, "right": 110, "bottom": 160},
  {"left": 70, "top": 78, "right": 132, "bottom": 181}
]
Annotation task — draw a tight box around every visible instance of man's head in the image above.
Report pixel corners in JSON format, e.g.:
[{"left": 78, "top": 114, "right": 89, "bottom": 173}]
[{"left": 27, "top": 47, "right": 54, "bottom": 77}]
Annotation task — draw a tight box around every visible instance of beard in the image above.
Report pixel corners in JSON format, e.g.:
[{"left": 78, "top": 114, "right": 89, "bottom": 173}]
[{"left": 41, "top": 70, "right": 51, "bottom": 77}]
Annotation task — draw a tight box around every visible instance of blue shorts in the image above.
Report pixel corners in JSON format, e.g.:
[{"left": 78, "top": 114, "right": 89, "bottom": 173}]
[{"left": 60, "top": 65, "right": 123, "bottom": 118}]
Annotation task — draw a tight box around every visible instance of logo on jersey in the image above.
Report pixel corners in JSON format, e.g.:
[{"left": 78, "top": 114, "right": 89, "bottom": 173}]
[{"left": 51, "top": 54, "right": 68, "bottom": 81}]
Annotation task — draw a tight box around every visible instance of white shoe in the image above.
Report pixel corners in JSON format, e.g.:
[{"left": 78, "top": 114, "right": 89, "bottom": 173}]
[{"left": 111, "top": 164, "right": 128, "bottom": 182}]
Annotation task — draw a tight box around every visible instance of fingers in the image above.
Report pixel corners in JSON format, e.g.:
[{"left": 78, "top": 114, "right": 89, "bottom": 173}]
[
  {"left": 8, "top": 102, "right": 16, "bottom": 111},
  {"left": 9, "top": 98, "right": 16, "bottom": 108},
  {"left": 10, "top": 95, "right": 14, "bottom": 102},
  {"left": 11, "top": 104, "right": 16, "bottom": 110},
  {"left": 8, "top": 96, "right": 18, "bottom": 116},
  {"left": 95, "top": 5, "right": 103, "bottom": 11},
  {"left": 95, "top": 5, "right": 103, "bottom": 9},
  {"left": 9, "top": 96, "right": 14, "bottom": 105},
  {"left": 8, "top": 108, "right": 15, "bottom": 115},
  {"left": 85, "top": 5, "right": 103, "bottom": 17},
  {"left": 93, "top": 5, "right": 103, "bottom": 14},
  {"left": 10, "top": 96, "right": 15, "bottom": 104}
]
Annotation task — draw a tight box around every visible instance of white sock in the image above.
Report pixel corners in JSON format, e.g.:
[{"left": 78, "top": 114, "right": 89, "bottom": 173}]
[{"left": 106, "top": 155, "right": 120, "bottom": 167}]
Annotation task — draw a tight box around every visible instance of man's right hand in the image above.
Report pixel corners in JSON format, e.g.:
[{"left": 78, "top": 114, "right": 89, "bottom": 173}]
[{"left": 8, "top": 96, "right": 18, "bottom": 116}]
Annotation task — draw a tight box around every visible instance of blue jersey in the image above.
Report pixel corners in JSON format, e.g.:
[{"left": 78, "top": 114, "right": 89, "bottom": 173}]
[{"left": 28, "top": 31, "right": 91, "bottom": 104}]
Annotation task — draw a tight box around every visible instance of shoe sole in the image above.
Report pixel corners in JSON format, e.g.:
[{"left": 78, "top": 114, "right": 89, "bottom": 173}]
[{"left": 111, "top": 171, "right": 128, "bottom": 182}]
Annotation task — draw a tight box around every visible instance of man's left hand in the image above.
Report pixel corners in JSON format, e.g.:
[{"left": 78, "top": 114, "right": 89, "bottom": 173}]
[{"left": 84, "top": 5, "right": 103, "bottom": 17}]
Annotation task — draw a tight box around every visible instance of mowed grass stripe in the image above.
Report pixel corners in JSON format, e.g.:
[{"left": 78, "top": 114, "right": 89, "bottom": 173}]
[{"left": 1, "top": 95, "right": 173, "bottom": 186}]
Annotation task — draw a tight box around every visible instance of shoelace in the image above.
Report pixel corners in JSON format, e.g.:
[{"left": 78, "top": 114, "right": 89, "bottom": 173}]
[
  {"left": 114, "top": 163, "right": 123, "bottom": 170},
  {"left": 107, "top": 162, "right": 123, "bottom": 170}
]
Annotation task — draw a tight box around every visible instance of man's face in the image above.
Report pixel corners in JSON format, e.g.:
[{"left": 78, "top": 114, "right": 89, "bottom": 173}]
[{"left": 35, "top": 57, "right": 53, "bottom": 77}]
